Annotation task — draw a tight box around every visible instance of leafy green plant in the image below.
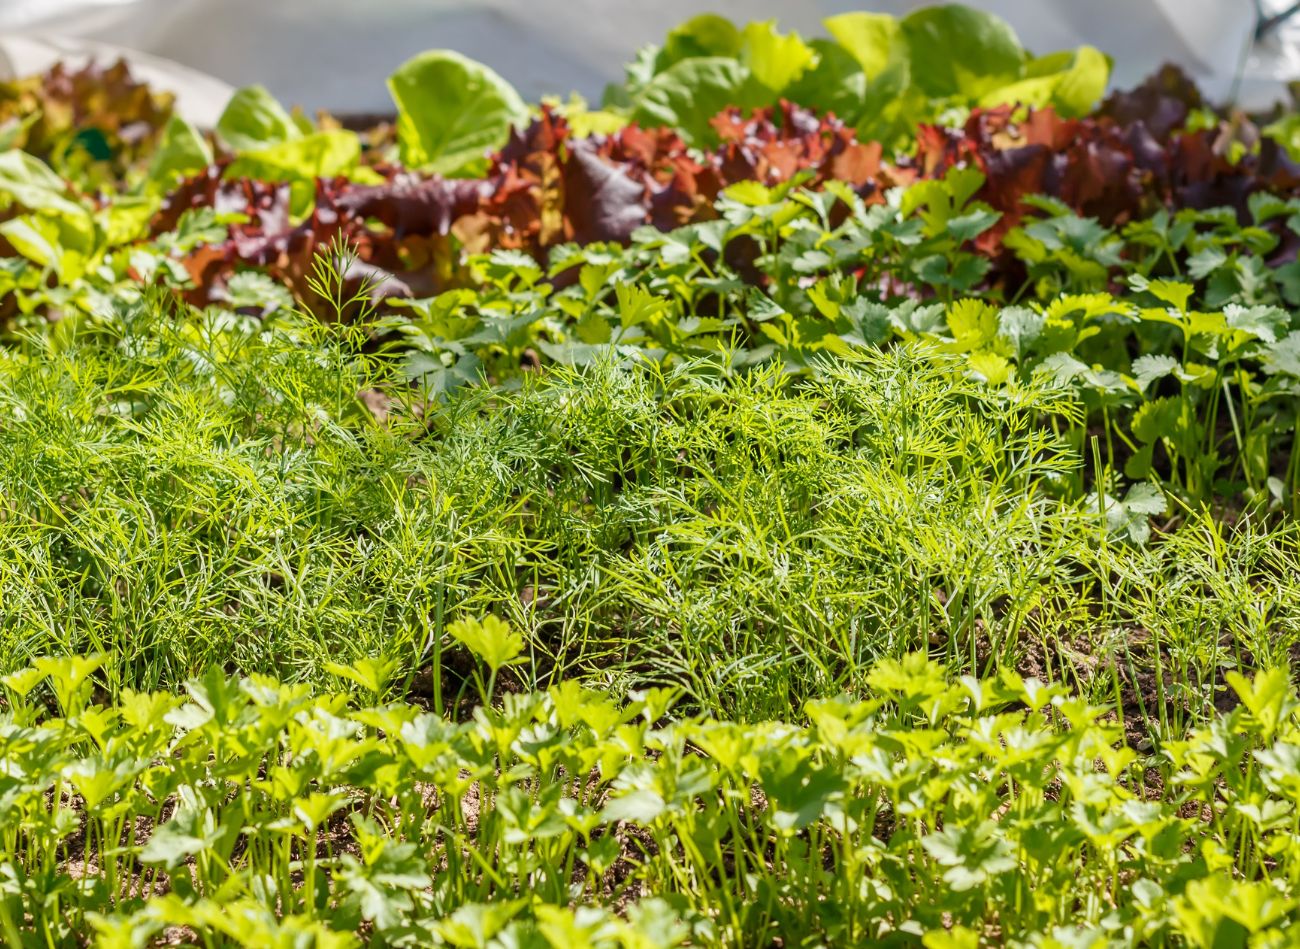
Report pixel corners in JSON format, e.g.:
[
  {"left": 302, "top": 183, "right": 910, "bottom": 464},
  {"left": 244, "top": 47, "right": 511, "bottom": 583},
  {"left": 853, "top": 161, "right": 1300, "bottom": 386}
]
[
  {"left": 611, "top": 4, "right": 1109, "bottom": 146},
  {"left": 448, "top": 614, "right": 527, "bottom": 704},
  {"left": 215, "top": 85, "right": 366, "bottom": 213},
  {"left": 388, "top": 50, "right": 528, "bottom": 175}
]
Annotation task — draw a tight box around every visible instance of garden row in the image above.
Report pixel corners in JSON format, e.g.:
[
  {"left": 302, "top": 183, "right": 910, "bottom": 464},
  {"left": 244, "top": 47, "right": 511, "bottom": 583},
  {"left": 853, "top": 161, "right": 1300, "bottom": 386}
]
[{"left": 6, "top": 647, "right": 1300, "bottom": 947}]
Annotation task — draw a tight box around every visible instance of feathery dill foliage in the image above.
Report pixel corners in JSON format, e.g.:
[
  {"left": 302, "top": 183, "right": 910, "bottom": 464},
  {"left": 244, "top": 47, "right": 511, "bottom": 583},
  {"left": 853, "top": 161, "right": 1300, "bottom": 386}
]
[
  {"left": 0, "top": 292, "right": 1055, "bottom": 707},
  {"left": 0, "top": 295, "right": 1082, "bottom": 713},
  {"left": 0, "top": 296, "right": 498, "bottom": 694},
  {"left": 1, "top": 292, "right": 1298, "bottom": 728}
]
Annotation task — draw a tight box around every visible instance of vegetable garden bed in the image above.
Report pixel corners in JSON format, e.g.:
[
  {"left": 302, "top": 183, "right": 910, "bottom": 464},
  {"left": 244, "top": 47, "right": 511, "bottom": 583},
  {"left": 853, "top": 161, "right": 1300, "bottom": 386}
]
[{"left": 2, "top": 5, "right": 1300, "bottom": 946}]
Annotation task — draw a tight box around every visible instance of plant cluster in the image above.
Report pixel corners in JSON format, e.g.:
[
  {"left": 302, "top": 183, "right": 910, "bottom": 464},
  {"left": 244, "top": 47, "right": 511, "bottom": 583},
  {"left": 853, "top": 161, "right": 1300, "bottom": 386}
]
[
  {"left": 0, "top": 9, "right": 1292, "bottom": 324},
  {"left": 379, "top": 173, "right": 1300, "bottom": 513},
  {"left": 6, "top": 649, "right": 1300, "bottom": 948}
]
